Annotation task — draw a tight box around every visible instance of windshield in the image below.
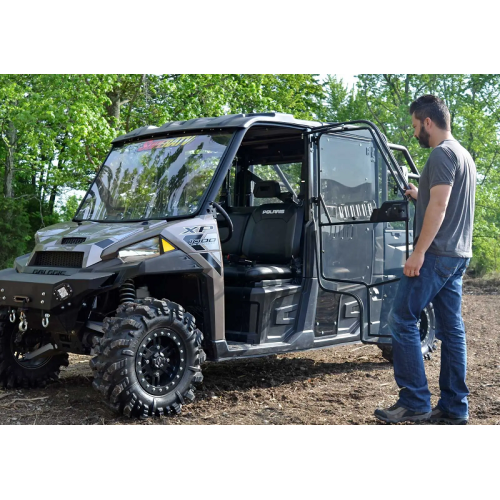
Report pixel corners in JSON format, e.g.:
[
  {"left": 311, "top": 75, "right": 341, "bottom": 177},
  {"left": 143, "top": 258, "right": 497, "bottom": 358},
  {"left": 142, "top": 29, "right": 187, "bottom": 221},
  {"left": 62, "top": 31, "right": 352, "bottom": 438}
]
[{"left": 74, "top": 133, "right": 233, "bottom": 221}]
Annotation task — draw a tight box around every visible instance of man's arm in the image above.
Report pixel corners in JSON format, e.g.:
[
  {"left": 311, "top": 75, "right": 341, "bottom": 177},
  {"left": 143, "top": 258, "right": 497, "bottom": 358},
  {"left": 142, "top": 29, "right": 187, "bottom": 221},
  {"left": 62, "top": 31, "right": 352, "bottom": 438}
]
[{"left": 403, "top": 184, "right": 452, "bottom": 277}]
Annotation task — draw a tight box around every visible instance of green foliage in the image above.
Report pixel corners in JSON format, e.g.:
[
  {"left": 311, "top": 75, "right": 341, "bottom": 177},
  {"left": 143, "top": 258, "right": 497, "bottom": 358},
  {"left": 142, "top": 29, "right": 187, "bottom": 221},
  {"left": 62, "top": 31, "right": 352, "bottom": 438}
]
[
  {"left": 318, "top": 75, "right": 365, "bottom": 123},
  {"left": 0, "top": 197, "right": 32, "bottom": 269},
  {"left": 58, "top": 194, "right": 81, "bottom": 222}
]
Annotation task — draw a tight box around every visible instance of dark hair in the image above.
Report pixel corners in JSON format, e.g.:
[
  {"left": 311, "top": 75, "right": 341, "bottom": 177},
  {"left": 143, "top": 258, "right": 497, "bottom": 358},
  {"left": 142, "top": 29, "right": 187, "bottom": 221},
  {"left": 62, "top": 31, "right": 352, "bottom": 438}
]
[{"left": 409, "top": 94, "right": 450, "bottom": 131}]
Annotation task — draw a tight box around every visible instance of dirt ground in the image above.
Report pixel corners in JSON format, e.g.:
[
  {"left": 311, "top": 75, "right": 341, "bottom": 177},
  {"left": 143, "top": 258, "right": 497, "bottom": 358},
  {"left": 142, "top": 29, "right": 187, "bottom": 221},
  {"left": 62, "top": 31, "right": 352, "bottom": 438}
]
[{"left": 0, "top": 280, "right": 498, "bottom": 425}]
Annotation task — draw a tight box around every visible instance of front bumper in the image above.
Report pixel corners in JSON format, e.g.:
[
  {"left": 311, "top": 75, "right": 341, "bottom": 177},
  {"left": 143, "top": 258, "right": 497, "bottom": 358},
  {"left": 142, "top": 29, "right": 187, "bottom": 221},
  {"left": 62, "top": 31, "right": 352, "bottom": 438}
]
[{"left": 0, "top": 268, "right": 115, "bottom": 312}]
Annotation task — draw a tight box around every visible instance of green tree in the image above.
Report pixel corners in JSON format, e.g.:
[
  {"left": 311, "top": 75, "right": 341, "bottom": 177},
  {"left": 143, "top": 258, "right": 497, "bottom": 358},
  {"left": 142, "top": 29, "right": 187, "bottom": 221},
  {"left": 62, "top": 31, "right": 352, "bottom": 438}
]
[
  {"left": 355, "top": 74, "right": 500, "bottom": 274},
  {"left": 58, "top": 194, "right": 81, "bottom": 222},
  {"left": 0, "top": 197, "right": 31, "bottom": 268},
  {"left": 317, "top": 75, "right": 366, "bottom": 123}
]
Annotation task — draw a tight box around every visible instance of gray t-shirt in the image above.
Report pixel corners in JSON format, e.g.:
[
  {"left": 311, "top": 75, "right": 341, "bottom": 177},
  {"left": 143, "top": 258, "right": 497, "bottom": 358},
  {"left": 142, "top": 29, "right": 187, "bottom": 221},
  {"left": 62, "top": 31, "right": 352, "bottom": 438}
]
[{"left": 415, "top": 138, "right": 476, "bottom": 258}]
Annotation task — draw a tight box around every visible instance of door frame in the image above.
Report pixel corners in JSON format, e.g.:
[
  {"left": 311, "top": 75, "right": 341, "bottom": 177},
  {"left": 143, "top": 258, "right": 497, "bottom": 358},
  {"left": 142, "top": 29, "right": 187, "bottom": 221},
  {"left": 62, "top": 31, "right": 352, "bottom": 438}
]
[{"left": 308, "top": 120, "right": 416, "bottom": 343}]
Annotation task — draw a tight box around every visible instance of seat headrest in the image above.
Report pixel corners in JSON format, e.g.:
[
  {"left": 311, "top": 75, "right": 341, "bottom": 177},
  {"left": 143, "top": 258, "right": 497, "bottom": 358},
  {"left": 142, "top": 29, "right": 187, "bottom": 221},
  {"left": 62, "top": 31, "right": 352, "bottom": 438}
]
[{"left": 253, "top": 180, "right": 281, "bottom": 198}]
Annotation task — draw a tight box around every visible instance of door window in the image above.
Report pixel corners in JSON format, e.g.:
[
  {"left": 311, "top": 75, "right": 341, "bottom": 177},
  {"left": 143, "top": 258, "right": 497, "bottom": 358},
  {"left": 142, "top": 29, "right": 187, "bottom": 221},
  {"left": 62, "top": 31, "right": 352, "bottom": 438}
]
[{"left": 320, "top": 131, "right": 377, "bottom": 224}]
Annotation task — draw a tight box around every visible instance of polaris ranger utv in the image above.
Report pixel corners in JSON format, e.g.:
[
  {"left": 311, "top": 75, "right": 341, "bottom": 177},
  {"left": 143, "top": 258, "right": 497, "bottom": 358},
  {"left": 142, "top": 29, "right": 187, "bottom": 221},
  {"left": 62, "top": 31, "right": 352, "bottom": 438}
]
[{"left": 0, "top": 113, "right": 435, "bottom": 418}]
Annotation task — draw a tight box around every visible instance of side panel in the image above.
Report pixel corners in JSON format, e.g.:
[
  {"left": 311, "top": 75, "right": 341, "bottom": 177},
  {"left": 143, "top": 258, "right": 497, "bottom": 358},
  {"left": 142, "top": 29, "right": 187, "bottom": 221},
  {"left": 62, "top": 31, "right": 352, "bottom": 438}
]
[
  {"left": 161, "top": 215, "right": 225, "bottom": 342},
  {"left": 224, "top": 284, "right": 302, "bottom": 344}
]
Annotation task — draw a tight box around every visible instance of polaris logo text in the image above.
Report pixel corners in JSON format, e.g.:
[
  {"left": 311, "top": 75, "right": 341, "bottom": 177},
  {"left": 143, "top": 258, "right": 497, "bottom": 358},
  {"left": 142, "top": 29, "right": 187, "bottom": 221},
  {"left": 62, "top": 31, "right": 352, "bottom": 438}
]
[{"left": 262, "top": 210, "right": 285, "bottom": 214}]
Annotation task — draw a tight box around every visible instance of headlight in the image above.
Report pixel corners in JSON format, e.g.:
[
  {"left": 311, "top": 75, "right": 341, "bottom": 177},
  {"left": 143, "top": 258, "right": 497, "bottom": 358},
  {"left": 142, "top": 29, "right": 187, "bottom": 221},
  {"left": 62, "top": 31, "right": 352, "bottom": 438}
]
[
  {"left": 118, "top": 237, "right": 175, "bottom": 263},
  {"left": 118, "top": 237, "right": 160, "bottom": 262}
]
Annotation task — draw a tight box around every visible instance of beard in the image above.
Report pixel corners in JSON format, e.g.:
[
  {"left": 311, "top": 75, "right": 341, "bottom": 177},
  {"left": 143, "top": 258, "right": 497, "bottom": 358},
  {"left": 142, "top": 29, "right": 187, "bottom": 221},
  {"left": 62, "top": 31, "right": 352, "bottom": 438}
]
[{"left": 417, "top": 123, "right": 431, "bottom": 148}]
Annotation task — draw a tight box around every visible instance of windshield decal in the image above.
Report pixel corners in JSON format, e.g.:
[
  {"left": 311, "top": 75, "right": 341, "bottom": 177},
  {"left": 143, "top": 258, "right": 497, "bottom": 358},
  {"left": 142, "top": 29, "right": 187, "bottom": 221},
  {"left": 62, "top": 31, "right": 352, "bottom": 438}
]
[{"left": 137, "top": 136, "right": 196, "bottom": 152}]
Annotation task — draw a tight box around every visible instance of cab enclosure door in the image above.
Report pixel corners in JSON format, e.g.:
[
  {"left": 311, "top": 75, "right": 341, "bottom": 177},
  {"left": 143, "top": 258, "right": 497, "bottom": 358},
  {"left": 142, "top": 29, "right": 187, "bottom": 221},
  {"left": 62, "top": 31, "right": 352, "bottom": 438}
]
[{"left": 313, "top": 120, "right": 415, "bottom": 344}]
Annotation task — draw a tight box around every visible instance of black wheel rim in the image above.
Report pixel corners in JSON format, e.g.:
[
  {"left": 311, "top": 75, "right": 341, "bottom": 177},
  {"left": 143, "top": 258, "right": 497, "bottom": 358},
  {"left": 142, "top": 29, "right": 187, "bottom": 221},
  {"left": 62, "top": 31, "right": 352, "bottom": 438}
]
[
  {"left": 10, "top": 331, "right": 53, "bottom": 370},
  {"left": 418, "top": 308, "right": 430, "bottom": 344},
  {"left": 135, "top": 328, "right": 187, "bottom": 396}
]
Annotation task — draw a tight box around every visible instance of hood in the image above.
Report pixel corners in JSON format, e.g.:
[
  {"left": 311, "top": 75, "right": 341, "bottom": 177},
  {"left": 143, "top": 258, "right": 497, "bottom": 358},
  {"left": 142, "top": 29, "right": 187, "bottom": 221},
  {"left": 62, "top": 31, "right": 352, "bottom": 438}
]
[
  {"left": 24, "top": 220, "right": 170, "bottom": 271},
  {"left": 35, "top": 220, "right": 165, "bottom": 247}
]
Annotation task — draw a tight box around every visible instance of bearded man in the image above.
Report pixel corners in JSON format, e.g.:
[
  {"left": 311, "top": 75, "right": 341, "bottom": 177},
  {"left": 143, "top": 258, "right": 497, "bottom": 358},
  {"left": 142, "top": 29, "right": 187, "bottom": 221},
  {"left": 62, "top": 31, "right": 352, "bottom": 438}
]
[{"left": 375, "top": 94, "right": 476, "bottom": 425}]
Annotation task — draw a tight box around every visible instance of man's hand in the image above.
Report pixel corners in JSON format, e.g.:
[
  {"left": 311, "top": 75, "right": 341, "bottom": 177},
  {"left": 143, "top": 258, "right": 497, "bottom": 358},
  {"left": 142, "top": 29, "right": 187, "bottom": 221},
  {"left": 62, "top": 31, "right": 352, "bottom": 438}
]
[
  {"left": 404, "top": 251, "right": 425, "bottom": 277},
  {"left": 405, "top": 182, "right": 418, "bottom": 200}
]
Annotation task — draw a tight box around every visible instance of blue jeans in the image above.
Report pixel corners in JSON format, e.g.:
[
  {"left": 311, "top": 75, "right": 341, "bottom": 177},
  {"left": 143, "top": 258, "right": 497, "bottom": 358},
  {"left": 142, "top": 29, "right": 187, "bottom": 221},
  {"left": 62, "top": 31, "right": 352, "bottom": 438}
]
[{"left": 388, "top": 253, "right": 470, "bottom": 417}]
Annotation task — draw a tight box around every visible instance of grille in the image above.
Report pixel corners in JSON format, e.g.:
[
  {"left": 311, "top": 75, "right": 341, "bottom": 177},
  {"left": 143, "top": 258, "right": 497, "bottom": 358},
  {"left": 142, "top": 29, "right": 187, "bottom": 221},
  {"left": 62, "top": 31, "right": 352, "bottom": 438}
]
[
  {"left": 33, "top": 251, "right": 84, "bottom": 268},
  {"left": 62, "top": 237, "right": 86, "bottom": 245}
]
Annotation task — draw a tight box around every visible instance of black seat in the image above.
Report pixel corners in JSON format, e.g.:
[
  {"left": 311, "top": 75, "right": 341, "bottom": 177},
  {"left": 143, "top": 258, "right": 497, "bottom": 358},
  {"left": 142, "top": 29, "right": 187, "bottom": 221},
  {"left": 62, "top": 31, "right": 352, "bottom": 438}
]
[
  {"left": 224, "top": 180, "right": 303, "bottom": 283},
  {"left": 219, "top": 209, "right": 252, "bottom": 256}
]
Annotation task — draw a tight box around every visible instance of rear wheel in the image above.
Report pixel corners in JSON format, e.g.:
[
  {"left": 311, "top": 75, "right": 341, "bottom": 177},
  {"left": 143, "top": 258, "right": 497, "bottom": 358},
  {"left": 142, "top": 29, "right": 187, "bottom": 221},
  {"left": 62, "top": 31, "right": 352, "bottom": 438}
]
[
  {"left": 90, "top": 298, "right": 205, "bottom": 418},
  {"left": 379, "top": 304, "right": 437, "bottom": 363},
  {"left": 0, "top": 319, "right": 69, "bottom": 389}
]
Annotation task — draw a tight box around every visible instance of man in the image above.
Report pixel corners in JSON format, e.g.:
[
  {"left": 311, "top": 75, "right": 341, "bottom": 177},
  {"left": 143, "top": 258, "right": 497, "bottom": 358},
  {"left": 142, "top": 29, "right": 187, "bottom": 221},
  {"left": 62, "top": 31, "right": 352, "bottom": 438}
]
[{"left": 374, "top": 94, "right": 476, "bottom": 425}]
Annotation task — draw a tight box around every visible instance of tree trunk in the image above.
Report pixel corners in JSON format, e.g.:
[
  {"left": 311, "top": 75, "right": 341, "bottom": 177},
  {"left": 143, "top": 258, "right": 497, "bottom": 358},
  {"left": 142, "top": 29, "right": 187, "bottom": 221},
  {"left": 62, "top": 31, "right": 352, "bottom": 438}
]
[
  {"left": 4, "top": 120, "right": 17, "bottom": 198},
  {"left": 48, "top": 186, "right": 58, "bottom": 215},
  {"left": 106, "top": 91, "right": 122, "bottom": 127}
]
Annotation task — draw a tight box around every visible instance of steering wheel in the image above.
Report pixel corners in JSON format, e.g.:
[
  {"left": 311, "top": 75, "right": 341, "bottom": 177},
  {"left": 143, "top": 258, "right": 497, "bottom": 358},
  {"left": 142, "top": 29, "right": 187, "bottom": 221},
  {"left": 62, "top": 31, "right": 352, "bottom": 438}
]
[{"left": 211, "top": 201, "right": 233, "bottom": 244}]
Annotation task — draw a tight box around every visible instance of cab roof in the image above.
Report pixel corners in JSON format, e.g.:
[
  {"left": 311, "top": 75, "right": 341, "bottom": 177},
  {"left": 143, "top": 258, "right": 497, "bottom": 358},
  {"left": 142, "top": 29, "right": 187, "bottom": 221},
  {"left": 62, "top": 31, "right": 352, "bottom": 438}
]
[{"left": 112, "top": 112, "right": 323, "bottom": 145}]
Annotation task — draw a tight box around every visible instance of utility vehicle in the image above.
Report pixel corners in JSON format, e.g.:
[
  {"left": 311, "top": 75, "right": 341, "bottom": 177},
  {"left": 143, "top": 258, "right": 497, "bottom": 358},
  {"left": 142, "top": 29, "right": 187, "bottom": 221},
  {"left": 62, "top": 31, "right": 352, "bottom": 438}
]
[{"left": 0, "top": 113, "right": 435, "bottom": 418}]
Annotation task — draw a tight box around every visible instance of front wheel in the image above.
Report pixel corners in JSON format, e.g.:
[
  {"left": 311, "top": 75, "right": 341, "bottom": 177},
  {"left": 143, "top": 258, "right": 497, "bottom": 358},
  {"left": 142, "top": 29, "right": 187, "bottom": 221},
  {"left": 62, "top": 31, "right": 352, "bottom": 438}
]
[
  {"left": 379, "top": 304, "right": 437, "bottom": 363},
  {"left": 0, "top": 319, "right": 69, "bottom": 389},
  {"left": 90, "top": 298, "right": 206, "bottom": 418}
]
